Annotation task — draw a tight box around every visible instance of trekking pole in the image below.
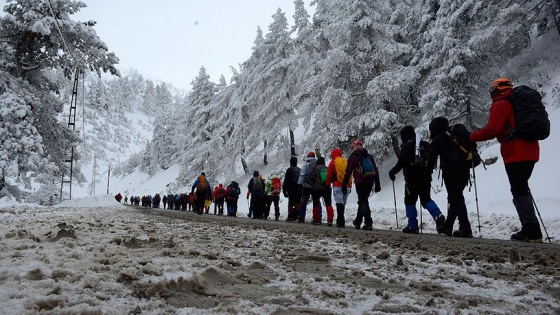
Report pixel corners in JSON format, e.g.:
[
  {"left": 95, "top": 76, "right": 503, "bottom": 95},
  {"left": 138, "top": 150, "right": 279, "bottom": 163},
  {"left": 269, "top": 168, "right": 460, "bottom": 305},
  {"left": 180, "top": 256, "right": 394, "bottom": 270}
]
[
  {"left": 472, "top": 157, "right": 482, "bottom": 234},
  {"left": 392, "top": 180, "right": 399, "bottom": 229},
  {"left": 531, "top": 195, "right": 552, "bottom": 243},
  {"left": 419, "top": 199, "right": 423, "bottom": 234}
]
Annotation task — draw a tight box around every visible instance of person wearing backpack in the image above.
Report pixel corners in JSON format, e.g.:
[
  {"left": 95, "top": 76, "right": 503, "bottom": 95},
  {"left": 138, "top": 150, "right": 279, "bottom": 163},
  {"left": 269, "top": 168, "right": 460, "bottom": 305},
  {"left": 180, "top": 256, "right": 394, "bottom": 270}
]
[
  {"left": 226, "top": 181, "right": 241, "bottom": 216},
  {"left": 297, "top": 151, "right": 318, "bottom": 223},
  {"left": 283, "top": 156, "right": 302, "bottom": 222},
  {"left": 341, "top": 139, "right": 381, "bottom": 230},
  {"left": 191, "top": 172, "right": 212, "bottom": 215},
  {"left": 426, "top": 117, "right": 473, "bottom": 238},
  {"left": 469, "top": 78, "right": 544, "bottom": 243},
  {"left": 264, "top": 172, "right": 282, "bottom": 220},
  {"left": 213, "top": 183, "right": 226, "bottom": 215},
  {"left": 326, "top": 148, "right": 352, "bottom": 228},
  {"left": 247, "top": 171, "right": 266, "bottom": 219},
  {"left": 309, "top": 156, "right": 334, "bottom": 225},
  {"left": 388, "top": 125, "right": 446, "bottom": 234}
]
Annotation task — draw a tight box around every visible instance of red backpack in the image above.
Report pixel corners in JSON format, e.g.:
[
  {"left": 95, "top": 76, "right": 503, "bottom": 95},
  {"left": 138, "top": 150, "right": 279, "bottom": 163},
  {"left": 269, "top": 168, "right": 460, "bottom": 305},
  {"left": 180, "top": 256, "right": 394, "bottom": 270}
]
[
  {"left": 271, "top": 177, "right": 281, "bottom": 196},
  {"left": 217, "top": 188, "right": 226, "bottom": 199}
]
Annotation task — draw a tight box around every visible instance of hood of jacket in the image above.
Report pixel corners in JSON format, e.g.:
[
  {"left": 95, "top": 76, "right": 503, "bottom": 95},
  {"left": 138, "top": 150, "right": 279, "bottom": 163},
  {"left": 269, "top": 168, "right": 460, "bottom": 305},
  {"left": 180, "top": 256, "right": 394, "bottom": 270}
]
[{"left": 330, "top": 148, "right": 343, "bottom": 159}]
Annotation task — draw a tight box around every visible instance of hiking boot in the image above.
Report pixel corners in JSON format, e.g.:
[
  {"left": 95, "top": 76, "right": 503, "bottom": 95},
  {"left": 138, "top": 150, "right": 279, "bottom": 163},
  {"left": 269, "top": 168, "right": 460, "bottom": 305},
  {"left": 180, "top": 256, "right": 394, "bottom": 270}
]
[
  {"left": 362, "top": 225, "right": 373, "bottom": 231},
  {"left": 443, "top": 229, "right": 452, "bottom": 236},
  {"left": 336, "top": 224, "right": 345, "bottom": 228},
  {"left": 353, "top": 219, "right": 361, "bottom": 229},
  {"left": 452, "top": 230, "right": 473, "bottom": 238},
  {"left": 275, "top": 216, "right": 279, "bottom": 221},
  {"left": 313, "top": 221, "right": 322, "bottom": 225},
  {"left": 327, "top": 221, "right": 333, "bottom": 227},
  {"left": 435, "top": 214, "right": 445, "bottom": 234},
  {"left": 402, "top": 226, "right": 419, "bottom": 234},
  {"left": 511, "top": 223, "right": 543, "bottom": 243},
  {"left": 297, "top": 219, "right": 305, "bottom": 223}
]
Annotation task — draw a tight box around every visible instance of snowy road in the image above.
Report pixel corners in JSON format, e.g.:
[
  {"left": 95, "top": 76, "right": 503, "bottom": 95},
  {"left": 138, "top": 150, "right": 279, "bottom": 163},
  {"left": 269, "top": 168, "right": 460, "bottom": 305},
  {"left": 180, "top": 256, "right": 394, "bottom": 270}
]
[{"left": 1, "top": 204, "right": 558, "bottom": 314}]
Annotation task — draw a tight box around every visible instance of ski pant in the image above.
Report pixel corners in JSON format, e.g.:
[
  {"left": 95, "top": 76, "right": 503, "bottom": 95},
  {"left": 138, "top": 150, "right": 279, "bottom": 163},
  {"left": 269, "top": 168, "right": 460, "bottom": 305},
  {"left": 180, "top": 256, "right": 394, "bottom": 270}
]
[
  {"left": 404, "top": 176, "right": 442, "bottom": 226},
  {"left": 312, "top": 188, "right": 333, "bottom": 223},
  {"left": 298, "top": 187, "right": 313, "bottom": 221},
  {"left": 354, "top": 182, "right": 374, "bottom": 227},
  {"left": 287, "top": 188, "right": 302, "bottom": 220},
  {"left": 265, "top": 195, "right": 280, "bottom": 219},
  {"left": 250, "top": 194, "right": 265, "bottom": 219},
  {"left": 195, "top": 192, "right": 206, "bottom": 214},
  {"left": 442, "top": 166, "right": 471, "bottom": 233},
  {"left": 226, "top": 199, "right": 238, "bottom": 216},
  {"left": 214, "top": 199, "right": 224, "bottom": 215},
  {"left": 505, "top": 161, "right": 539, "bottom": 225}
]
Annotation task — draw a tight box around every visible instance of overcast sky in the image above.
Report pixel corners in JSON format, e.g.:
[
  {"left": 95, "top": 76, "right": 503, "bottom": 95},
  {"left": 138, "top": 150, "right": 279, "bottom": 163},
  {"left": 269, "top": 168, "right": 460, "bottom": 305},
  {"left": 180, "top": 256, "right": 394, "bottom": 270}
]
[{"left": 71, "top": 0, "right": 315, "bottom": 91}]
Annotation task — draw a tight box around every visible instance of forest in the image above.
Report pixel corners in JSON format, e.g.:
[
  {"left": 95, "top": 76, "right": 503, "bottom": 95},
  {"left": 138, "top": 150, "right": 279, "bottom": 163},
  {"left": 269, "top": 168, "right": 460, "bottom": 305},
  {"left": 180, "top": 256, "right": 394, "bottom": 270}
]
[{"left": 1, "top": 0, "right": 559, "bottom": 200}]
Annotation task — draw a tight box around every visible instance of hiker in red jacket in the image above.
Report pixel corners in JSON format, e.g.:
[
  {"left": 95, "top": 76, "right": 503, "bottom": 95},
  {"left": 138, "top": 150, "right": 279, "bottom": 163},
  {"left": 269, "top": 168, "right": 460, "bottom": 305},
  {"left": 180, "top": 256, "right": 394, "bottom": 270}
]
[{"left": 470, "top": 78, "right": 542, "bottom": 242}]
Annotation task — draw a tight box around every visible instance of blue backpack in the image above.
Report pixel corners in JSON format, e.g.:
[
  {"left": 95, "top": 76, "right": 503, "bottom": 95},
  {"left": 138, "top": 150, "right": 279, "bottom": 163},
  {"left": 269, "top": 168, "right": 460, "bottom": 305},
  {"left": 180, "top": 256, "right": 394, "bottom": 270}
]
[{"left": 358, "top": 155, "right": 376, "bottom": 180}]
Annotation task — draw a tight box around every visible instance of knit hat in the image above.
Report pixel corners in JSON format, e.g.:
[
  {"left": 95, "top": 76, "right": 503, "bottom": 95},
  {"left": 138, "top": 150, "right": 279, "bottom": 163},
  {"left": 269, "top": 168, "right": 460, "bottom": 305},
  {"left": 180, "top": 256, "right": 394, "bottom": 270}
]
[
  {"left": 290, "top": 156, "right": 298, "bottom": 167},
  {"left": 351, "top": 139, "right": 363, "bottom": 151},
  {"left": 307, "top": 151, "right": 316, "bottom": 157},
  {"left": 253, "top": 171, "right": 259, "bottom": 177},
  {"left": 429, "top": 117, "right": 449, "bottom": 139},
  {"left": 490, "top": 77, "right": 513, "bottom": 95},
  {"left": 400, "top": 125, "right": 416, "bottom": 142}
]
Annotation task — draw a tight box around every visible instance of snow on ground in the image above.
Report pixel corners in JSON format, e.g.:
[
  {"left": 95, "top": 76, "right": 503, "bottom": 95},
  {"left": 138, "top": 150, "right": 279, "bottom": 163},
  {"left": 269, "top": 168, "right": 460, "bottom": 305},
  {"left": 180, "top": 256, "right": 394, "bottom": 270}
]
[{"left": 0, "top": 202, "right": 558, "bottom": 314}]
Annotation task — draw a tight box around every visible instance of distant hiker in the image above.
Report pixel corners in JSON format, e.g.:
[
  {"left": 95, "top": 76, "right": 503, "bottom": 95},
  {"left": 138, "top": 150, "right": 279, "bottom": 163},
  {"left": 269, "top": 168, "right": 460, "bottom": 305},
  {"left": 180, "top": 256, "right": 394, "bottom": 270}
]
[
  {"left": 153, "top": 193, "right": 161, "bottom": 208},
  {"left": 124, "top": 196, "right": 128, "bottom": 205},
  {"left": 213, "top": 184, "right": 226, "bottom": 215},
  {"left": 180, "top": 193, "right": 188, "bottom": 210},
  {"left": 310, "top": 156, "right": 334, "bottom": 225},
  {"left": 389, "top": 125, "right": 445, "bottom": 234},
  {"left": 115, "top": 193, "right": 122, "bottom": 203},
  {"left": 191, "top": 172, "right": 212, "bottom": 215},
  {"left": 326, "top": 148, "right": 352, "bottom": 228},
  {"left": 247, "top": 171, "right": 266, "bottom": 219},
  {"left": 297, "top": 151, "right": 318, "bottom": 223},
  {"left": 162, "top": 195, "right": 168, "bottom": 209},
  {"left": 426, "top": 117, "right": 473, "bottom": 238},
  {"left": 341, "top": 139, "right": 381, "bottom": 230},
  {"left": 188, "top": 193, "right": 195, "bottom": 211},
  {"left": 470, "top": 78, "right": 544, "bottom": 242},
  {"left": 174, "top": 193, "right": 181, "bottom": 210},
  {"left": 226, "top": 181, "right": 241, "bottom": 216},
  {"left": 264, "top": 172, "right": 282, "bottom": 220},
  {"left": 282, "top": 156, "right": 302, "bottom": 222}
]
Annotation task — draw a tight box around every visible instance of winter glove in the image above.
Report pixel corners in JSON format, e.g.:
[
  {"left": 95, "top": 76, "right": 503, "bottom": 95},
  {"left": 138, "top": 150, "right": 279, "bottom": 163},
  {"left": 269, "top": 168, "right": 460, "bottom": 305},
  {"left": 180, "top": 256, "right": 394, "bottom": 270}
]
[
  {"left": 389, "top": 170, "right": 396, "bottom": 181},
  {"left": 374, "top": 185, "right": 381, "bottom": 193},
  {"left": 283, "top": 191, "right": 289, "bottom": 198},
  {"left": 341, "top": 185, "right": 348, "bottom": 195}
]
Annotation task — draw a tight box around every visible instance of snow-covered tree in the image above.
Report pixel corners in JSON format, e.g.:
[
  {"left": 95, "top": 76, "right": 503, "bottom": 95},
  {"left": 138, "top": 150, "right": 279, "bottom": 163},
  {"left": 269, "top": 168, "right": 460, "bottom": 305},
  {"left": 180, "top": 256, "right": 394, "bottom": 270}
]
[{"left": 0, "top": 0, "right": 119, "bottom": 196}]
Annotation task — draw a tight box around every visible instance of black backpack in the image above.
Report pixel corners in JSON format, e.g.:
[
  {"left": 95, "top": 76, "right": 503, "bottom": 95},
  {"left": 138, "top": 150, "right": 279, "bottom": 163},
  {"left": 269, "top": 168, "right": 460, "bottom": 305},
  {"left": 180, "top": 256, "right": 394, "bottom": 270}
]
[
  {"left": 508, "top": 86, "right": 550, "bottom": 141},
  {"left": 291, "top": 166, "right": 301, "bottom": 185},
  {"left": 448, "top": 124, "right": 482, "bottom": 168},
  {"left": 412, "top": 138, "right": 429, "bottom": 168}
]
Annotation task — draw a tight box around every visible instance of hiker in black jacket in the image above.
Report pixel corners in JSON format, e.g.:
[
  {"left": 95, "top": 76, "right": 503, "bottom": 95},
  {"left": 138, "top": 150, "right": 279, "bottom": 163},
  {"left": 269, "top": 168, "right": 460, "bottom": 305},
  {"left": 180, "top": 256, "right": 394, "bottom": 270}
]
[
  {"left": 425, "top": 117, "right": 473, "bottom": 238},
  {"left": 389, "top": 126, "right": 445, "bottom": 234}
]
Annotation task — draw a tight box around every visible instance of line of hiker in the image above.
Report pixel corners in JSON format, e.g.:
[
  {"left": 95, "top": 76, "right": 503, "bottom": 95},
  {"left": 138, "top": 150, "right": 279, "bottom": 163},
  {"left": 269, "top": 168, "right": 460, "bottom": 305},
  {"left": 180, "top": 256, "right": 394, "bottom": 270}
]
[{"left": 126, "top": 78, "right": 548, "bottom": 243}]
